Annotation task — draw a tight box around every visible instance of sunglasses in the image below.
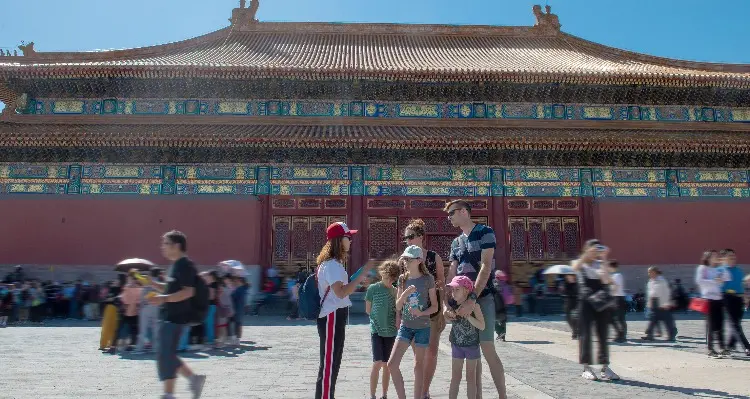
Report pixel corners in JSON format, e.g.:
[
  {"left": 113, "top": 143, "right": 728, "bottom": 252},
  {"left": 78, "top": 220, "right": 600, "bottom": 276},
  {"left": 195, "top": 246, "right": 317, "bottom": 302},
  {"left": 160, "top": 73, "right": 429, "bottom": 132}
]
[
  {"left": 447, "top": 208, "right": 465, "bottom": 217},
  {"left": 404, "top": 234, "right": 417, "bottom": 240}
]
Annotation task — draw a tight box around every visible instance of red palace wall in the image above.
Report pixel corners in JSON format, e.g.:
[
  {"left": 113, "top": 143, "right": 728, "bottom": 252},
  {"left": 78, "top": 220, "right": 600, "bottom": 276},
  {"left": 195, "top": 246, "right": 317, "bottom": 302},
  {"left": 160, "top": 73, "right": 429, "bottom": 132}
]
[
  {"left": 593, "top": 199, "right": 750, "bottom": 265},
  {"left": 2, "top": 196, "right": 748, "bottom": 271},
  {"left": 0, "top": 197, "right": 263, "bottom": 266}
]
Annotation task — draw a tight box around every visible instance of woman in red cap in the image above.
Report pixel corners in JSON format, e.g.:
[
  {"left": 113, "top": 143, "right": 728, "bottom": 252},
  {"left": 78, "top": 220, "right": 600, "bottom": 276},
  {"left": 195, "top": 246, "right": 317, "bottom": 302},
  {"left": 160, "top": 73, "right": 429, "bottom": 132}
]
[{"left": 315, "top": 222, "right": 373, "bottom": 399}]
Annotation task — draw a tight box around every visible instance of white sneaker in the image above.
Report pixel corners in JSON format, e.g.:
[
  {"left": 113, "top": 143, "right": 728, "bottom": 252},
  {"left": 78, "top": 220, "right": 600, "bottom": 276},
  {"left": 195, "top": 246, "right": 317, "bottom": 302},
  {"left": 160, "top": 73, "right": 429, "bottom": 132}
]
[
  {"left": 582, "top": 367, "right": 598, "bottom": 381},
  {"left": 228, "top": 336, "right": 237, "bottom": 345},
  {"left": 189, "top": 344, "right": 205, "bottom": 352},
  {"left": 600, "top": 366, "right": 620, "bottom": 381}
]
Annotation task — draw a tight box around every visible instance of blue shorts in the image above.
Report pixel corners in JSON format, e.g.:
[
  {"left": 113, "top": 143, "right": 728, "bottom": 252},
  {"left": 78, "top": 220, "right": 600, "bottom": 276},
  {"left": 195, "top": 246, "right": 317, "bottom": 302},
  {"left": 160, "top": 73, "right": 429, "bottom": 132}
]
[
  {"left": 452, "top": 343, "right": 481, "bottom": 360},
  {"left": 397, "top": 325, "right": 430, "bottom": 347}
]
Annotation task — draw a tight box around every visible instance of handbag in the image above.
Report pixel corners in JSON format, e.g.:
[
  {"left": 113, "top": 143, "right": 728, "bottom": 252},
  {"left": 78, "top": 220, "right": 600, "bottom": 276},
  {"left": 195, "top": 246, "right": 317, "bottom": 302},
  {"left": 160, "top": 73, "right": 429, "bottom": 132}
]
[
  {"left": 689, "top": 297, "right": 710, "bottom": 314},
  {"left": 587, "top": 290, "right": 617, "bottom": 312}
]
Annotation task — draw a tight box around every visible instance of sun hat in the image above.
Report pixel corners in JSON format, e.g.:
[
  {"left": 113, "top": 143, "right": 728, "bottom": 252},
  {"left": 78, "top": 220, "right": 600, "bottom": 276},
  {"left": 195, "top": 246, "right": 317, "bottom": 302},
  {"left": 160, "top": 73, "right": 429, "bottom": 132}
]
[
  {"left": 399, "top": 245, "right": 423, "bottom": 260},
  {"left": 326, "top": 222, "right": 358, "bottom": 240},
  {"left": 447, "top": 275, "right": 475, "bottom": 291}
]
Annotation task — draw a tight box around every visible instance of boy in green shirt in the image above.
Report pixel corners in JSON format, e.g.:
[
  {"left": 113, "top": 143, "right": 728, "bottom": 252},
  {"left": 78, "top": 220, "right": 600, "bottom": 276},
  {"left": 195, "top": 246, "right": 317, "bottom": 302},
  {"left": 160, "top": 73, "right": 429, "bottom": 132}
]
[{"left": 365, "top": 260, "right": 400, "bottom": 399}]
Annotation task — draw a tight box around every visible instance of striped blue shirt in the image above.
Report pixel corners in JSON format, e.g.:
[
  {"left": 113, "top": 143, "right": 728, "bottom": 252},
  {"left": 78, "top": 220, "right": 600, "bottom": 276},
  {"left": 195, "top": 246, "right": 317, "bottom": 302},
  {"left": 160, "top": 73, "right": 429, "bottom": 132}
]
[{"left": 450, "top": 224, "right": 497, "bottom": 297}]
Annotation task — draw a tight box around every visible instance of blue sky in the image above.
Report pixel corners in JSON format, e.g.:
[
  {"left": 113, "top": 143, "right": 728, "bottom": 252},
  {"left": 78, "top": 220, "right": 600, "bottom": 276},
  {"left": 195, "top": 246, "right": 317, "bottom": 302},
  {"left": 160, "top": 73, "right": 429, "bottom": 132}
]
[{"left": 1, "top": 0, "right": 748, "bottom": 110}]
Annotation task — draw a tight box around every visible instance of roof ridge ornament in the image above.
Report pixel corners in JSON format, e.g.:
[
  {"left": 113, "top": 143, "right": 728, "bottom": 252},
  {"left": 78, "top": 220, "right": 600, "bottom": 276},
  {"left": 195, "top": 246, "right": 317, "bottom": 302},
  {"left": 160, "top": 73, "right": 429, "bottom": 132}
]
[
  {"left": 532, "top": 4, "right": 561, "bottom": 34},
  {"left": 231, "top": 0, "right": 260, "bottom": 26},
  {"left": 18, "top": 41, "right": 36, "bottom": 56}
]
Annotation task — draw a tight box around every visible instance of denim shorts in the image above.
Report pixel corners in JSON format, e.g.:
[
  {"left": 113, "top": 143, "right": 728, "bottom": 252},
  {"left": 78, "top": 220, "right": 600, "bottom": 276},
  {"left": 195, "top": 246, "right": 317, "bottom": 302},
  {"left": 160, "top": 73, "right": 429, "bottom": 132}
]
[
  {"left": 477, "top": 294, "right": 496, "bottom": 342},
  {"left": 397, "top": 325, "right": 430, "bottom": 347},
  {"left": 451, "top": 343, "right": 481, "bottom": 360}
]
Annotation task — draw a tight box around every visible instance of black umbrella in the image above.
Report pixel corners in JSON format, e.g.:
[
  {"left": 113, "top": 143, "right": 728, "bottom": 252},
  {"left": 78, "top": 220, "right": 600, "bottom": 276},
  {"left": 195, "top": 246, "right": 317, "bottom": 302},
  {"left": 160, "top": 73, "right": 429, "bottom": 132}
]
[{"left": 114, "top": 258, "right": 156, "bottom": 273}]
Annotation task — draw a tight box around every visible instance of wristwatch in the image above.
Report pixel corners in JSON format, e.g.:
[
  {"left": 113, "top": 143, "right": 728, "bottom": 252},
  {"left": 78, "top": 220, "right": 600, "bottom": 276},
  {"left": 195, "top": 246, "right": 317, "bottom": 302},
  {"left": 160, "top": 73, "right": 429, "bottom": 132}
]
[{"left": 468, "top": 292, "right": 478, "bottom": 301}]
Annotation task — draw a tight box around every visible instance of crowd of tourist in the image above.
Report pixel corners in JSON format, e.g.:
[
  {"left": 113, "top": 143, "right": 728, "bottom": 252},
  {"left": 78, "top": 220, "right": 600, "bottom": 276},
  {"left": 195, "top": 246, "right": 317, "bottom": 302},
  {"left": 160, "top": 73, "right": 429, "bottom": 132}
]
[
  {"left": 0, "top": 266, "right": 120, "bottom": 327},
  {"left": 0, "top": 265, "right": 252, "bottom": 357},
  {"left": 96, "top": 268, "right": 251, "bottom": 355}
]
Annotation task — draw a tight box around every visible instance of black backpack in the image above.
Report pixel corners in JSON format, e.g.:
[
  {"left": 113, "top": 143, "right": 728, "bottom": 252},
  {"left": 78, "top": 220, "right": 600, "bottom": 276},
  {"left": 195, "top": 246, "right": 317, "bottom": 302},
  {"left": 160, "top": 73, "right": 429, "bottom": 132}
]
[{"left": 188, "top": 264, "right": 209, "bottom": 326}]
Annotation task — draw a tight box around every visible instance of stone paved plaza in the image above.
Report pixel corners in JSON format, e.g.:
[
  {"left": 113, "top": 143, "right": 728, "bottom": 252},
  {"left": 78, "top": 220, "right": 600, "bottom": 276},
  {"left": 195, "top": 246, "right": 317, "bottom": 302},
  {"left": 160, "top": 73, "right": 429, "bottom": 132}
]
[{"left": 1, "top": 314, "right": 749, "bottom": 398}]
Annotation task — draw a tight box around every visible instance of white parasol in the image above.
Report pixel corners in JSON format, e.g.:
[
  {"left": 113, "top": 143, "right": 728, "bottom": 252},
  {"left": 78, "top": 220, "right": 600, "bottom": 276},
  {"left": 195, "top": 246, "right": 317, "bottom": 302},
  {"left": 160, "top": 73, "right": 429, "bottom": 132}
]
[
  {"left": 543, "top": 264, "right": 575, "bottom": 275},
  {"left": 219, "top": 260, "right": 248, "bottom": 277}
]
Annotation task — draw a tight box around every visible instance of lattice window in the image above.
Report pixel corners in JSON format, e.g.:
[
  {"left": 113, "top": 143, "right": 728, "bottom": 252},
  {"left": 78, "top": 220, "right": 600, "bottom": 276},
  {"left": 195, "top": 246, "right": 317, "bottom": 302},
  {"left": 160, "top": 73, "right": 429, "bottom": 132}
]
[
  {"left": 440, "top": 217, "right": 456, "bottom": 232},
  {"left": 423, "top": 218, "right": 441, "bottom": 233},
  {"left": 467, "top": 200, "right": 488, "bottom": 210},
  {"left": 528, "top": 218, "right": 544, "bottom": 260},
  {"left": 410, "top": 199, "right": 446, "bottom": 209},
  {"left": 556, "top": 199, "right": 578, "bottom": 210},
  {"left": 532, "top": 200, "right": 554, "bottom": 210},
  {"left": 369, "top": 217, "right": 398, "bottom": 260},
  {"left": 508, "top": 199, "right": 530, "bottom": 210},
  {"left": 272, "top": 198, "right": 295, "bottom": 209},
  {"left": 299, "top": 198, "right": 322, "bottom": 209},
  {"left": 545, "top": 218, "right": 562, "bottom": 259},
  {"left": 429, "top": 234, "right": 456, "bottom": 262},
  {"left": 367, "top": 199, "right": 406, "bottom": 209},
  {"left": 324, "top": 199, "right": 347, "bottom": 209},
  {"left": 310, "top": 217, "right": 328, "bottom": 262},
  {"left": 273, "top": 216, "right": 291, "bottom": 262},
  {"left": 291, "top": 216, "right": 309, "bottom": 261},
  {"left": 509, "top": 218, "right": 526, "bottom": 261},
  {"left": 563, "top": 218, "right": 580, "bottom": 259}
]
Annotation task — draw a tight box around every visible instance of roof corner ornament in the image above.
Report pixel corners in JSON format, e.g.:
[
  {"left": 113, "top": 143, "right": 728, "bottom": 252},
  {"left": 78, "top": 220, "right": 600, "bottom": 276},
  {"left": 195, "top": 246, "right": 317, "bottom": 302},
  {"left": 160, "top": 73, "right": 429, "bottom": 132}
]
[
  {"left": 231, "top": 0, "right": 260, "bottom": 26},
  {"left": 18, "top": 41, "right": 36, "bottom": 56},
  {"left": 532, "top": 5, "right": 561, "bottom": 33}
]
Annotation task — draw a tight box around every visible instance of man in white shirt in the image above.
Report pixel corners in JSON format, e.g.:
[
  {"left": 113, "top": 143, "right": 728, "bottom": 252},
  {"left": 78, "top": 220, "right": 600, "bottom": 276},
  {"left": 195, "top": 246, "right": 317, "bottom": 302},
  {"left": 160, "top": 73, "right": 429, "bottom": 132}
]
[{"left": 608, "top": 260, "right": 627, "bottom": 343}]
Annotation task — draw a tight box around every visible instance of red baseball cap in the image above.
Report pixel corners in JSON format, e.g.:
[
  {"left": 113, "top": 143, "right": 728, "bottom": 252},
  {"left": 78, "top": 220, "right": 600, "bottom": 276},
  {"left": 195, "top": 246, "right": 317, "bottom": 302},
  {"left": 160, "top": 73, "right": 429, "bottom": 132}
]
[{"left": 326, "top": 222, "right": 358, "bottom": 240}]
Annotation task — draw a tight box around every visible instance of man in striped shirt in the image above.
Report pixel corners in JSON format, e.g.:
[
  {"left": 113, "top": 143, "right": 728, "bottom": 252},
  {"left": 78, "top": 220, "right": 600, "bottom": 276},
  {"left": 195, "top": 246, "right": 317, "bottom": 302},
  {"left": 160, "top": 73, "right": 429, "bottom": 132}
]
[{"left": 444, "top": 199, "right": 507, "bottom": 399}]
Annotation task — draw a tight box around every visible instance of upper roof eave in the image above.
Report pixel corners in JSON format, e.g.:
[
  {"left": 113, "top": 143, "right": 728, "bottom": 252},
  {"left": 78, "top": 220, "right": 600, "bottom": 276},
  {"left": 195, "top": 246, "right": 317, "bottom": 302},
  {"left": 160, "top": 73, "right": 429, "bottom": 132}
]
[{"left": 0, "top": 20, "right": 748, "bottom": 88}]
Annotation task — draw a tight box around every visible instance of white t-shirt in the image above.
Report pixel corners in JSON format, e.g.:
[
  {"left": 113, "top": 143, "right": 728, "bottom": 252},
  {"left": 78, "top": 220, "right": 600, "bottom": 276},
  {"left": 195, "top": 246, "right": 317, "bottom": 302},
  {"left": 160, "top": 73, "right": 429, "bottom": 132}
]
[
  {"left": 611, "top": 273, "right": 625, "bottom": 297},
  {"left": 695, "top": 265, "right": 729, "bottom": 301},
  {"left": 318, "top": 259, "right": 351, "bottom": 318}
]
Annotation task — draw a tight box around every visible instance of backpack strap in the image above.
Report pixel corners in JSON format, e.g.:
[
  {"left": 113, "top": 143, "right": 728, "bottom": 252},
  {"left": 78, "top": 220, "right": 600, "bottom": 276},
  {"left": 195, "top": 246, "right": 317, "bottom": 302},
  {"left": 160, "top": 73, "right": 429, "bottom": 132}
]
[
  {"left": 320, "top": 286, "right": 331, "bottom": 306},
  {"left": 315, "top": 265, "right": 332, "bottom": 307}
]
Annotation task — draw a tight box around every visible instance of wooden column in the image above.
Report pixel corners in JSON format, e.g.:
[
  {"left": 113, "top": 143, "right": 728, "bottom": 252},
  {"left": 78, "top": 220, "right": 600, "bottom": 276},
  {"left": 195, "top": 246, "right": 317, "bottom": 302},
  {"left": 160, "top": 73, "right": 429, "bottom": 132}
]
[
  {"left": 349, "top": 195, "right": 365, "bottom": 274},
  {"left": 491, "top": 196, "right": 509, "bottom": 274},
  {"left": 581, "top": 196, "right": 596, "bottom": 242},
  {"left": 259, "top": 194, "right": 271, "bottom": 270}
]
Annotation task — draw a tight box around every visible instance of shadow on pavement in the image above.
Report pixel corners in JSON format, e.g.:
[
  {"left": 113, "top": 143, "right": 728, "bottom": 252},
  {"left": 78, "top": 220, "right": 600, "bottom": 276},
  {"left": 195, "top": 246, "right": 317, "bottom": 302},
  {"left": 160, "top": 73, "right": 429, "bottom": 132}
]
[
  {"left": 612, "top": 379, "right": 748, "bottom": 399},
  {"left": 117, "top": 343, "right": 271, "bottom": 361},
  {"left": 245, "top": 315, "right": 370, "bottom": 326},
  {"left": 510, "top": 340, "right": 554, "bottom": 345}
]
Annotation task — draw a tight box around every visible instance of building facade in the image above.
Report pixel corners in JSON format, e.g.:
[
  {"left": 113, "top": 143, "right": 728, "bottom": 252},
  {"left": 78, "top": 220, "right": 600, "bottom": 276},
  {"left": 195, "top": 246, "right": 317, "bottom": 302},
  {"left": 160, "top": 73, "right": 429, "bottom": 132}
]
[{"left": 1, "top": 4, "right": 749, "bottom": 283}]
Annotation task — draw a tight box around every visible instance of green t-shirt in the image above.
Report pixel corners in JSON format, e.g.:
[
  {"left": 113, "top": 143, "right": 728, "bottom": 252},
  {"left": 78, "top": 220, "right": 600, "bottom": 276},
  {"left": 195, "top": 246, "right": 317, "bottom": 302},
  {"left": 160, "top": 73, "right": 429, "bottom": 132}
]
[{"left": 365, "top": 282, "right": 397, "bottom": 337}]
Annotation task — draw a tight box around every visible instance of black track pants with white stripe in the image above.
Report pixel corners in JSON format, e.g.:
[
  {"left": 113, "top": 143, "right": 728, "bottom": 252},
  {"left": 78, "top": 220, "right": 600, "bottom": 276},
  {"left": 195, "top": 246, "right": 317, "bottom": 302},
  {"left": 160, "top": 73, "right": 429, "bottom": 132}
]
[{"left": 315, "top": 307, "right": 348, "bottom": 399}]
